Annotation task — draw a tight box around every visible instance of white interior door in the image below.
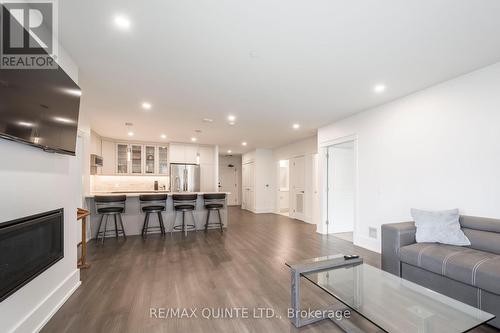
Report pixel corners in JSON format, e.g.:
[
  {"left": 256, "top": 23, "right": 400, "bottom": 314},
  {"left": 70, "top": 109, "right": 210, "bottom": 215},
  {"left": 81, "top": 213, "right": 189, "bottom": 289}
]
[
  {"left": 219, "top": 165, "right": 238, "bottom": 205},
  {"left": 327, "top": 141, "right": 355, "bottom": 234},
  {"left": 242, "top": 162, "right": 255, "bottom": 211},
  {"left": 276, "top": 160, "right": 290, "bottom": 214},
  {"left": 290, "top": 156, "right": 305, "bottom": 221}
]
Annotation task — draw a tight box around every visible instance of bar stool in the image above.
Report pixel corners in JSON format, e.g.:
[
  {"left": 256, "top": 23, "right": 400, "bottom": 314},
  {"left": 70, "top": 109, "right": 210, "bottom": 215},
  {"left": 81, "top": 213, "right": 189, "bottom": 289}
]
[
  {"left": 172, "top": 194, "right": 198, "bottom": 236},
  {"left": 203, "top": 193, "right": 226, "bottom": 233},
  {"left": 139, "top": 194, "right": 168, "bottom": 238},
  {"left": 95, "top": 195, "right": 127, "bottom": 244}
]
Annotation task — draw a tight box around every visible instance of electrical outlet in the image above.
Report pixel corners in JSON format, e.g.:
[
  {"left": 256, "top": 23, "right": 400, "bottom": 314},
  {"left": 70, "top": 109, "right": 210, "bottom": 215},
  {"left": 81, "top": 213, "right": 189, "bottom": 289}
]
[{"left": 369, "top": 227, "right": 378, "bottom": 239}]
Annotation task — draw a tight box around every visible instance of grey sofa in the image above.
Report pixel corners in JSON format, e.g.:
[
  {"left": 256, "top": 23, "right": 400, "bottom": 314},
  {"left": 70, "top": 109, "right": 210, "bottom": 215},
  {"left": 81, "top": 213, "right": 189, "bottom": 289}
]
[{"left": 382, "top": 216, "right": 500, "bottom": 328}]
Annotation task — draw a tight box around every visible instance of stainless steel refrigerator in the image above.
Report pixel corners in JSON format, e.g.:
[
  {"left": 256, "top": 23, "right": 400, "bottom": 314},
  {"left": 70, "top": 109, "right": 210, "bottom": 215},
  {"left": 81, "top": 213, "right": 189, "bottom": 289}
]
[{"left": 170, "top": 163, "right": 200, "bottom": 192}]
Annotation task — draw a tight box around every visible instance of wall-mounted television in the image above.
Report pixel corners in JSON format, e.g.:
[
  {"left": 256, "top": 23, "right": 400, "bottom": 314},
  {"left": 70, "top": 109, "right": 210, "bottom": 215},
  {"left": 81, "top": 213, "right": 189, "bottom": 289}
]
[{"left": 0, "top": 65, "right": 81, "bottom": 156}]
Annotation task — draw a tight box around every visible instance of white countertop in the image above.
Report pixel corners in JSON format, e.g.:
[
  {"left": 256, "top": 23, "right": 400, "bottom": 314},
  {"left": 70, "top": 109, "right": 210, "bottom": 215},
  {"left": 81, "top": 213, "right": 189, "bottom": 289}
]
[{"left": 85, "top": 191, "right": 230, "bottom": 198}]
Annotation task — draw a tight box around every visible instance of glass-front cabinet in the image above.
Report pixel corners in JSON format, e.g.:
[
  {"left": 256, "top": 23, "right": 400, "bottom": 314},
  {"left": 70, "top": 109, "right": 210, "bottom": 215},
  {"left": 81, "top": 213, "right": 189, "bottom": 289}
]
[
  {"left": 116, "top": 144, "right": 129, "bottom": 174},
  {"left": 158, "top": 146, "right": 168, "bottom": 174},
  {"left": 131, "top": 145, "right": 143, "bottom": 174},
  {"left": 145, "top": 145, "right": 156, "bottom": 174},
  {"left": 115, "top": 143, "right": 168, "bottom": 175}
]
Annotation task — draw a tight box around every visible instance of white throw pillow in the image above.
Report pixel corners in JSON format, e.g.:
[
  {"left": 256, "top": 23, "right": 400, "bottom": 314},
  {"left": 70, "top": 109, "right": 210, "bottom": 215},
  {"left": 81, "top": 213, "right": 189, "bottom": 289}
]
[{"left": 411, "top": 208, "right": 471, "bottom": 246}]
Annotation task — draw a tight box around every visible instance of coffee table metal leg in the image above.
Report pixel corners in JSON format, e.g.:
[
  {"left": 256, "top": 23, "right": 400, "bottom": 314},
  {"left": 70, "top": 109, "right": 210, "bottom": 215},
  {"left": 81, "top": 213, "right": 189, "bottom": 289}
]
[
  {"left": 291, "top": 269, "right": 330, "bottom": 328},
  {"left": 330, "top": 315, "right": 366, "bottom": 333},
  {"left": 290, "top": 270, "right": 301, "bottom": 327},
  {"left": 287, "top": 256, "right": 364, "bottom": 330}
]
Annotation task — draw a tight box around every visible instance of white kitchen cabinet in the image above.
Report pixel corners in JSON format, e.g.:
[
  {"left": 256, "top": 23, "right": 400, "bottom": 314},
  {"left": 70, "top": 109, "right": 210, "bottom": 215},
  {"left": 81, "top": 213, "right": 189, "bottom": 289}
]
[
  {"left": 184, "top": 144, "right": 199, "bottom": 164},
  {"left": 116, "top": 143, "right": 129, "bottom": 174},
  {"left": 101, "top": 140, "right": 116, "bottom": 175},
  {"left": 91, "top": 133, "right": 174, "bottom": 176},
  {"left": 169, "top": 143, "right": 203, "bottom": 164},
  {"left": 144, "top": 145, "right": 156, "bottom": 174},
  {"left": 158, "top": 146, "right": 168, "bottom": 174},
  {"left": 116, "top": 143, "right": 143, "bottom": 174},
  {"left": 130, "top": 145, "right": 143, "bottom": 174},
  {"left": 198, "top": 146, "right": 214, "bottom": 164},
  {"left": 90, "top": 131, "right": 102, "bottom": 156},
  {"left": 200, "top": 164, "right": 215, "bottom": 192},
  {"left": 169, "top": 143, "right": 185, "bottom": 164}
]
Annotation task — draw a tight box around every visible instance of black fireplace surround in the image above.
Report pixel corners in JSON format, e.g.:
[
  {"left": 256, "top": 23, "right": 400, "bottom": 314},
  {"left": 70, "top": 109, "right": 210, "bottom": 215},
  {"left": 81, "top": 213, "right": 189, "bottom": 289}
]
[{"left": 0, "top": 209, "right": 64, "bottom": 302}]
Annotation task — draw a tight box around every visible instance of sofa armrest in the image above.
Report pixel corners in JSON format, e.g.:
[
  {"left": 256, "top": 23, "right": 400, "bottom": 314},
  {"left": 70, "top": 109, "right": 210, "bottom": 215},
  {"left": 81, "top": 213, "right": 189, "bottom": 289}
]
[{"left": 381, "top": 222, "right": 416, "bottom": 276}]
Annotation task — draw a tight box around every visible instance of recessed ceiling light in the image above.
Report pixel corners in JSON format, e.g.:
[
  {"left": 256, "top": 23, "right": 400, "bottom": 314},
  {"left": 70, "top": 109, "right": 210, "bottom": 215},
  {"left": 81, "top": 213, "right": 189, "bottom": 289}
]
[
  {"left": 18, "top": 121, "right": 34, "bottom": 127},
  {"left": 292, "top": 123, "right": 300, "bottom": 129},
  {"left": 203, "top": 118, "right": 213, "bottom": 123},
  {"left": 53, "top": 116, "right": 75, "bottom": 124},
  {"left": 227, "top": 115, "right": 236, "bottom": 122},
  {"left": 160, "top": 134, "right": 167, "bottom": 139},
  {"left": 228, "top": 122, "right": 235, "bottom": 126},
  {"left": 241, "top": 142, "right": 247, "bottom": 146},
  {"left": 227, "top": 150, "right": 232, "bottom": 154},
  {"left": 191, "top": 137, "right": 197, "bottom": 142},
  {"left": 114, "top": 15, "right": 131, "bottom": 30},
  {"left": 128, "top": 131, "right": 134, "bottom": 137},
  {"left": 141, "top": 102, "right": 152, "bottom": 110},
  {"left": 374, "top": 84, "right": 386, "bottom": 93}
]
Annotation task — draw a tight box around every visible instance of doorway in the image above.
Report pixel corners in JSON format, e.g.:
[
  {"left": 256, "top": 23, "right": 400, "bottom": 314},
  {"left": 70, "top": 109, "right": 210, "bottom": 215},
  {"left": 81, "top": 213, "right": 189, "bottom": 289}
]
[
  {"left": 242, "top": 162, "right": 255, "bottom": 211},
  {"left": 327, "top": 140, "right": 356, "bottom": 241},
  {"left": 277, "top": 160, "right": 290, "bottom": 216},
  {"left": 219, "top": 154, "right": 242, "bottom": 206},
  {"left": 290, "top": 156, "right": 306, "bottom": 221}
]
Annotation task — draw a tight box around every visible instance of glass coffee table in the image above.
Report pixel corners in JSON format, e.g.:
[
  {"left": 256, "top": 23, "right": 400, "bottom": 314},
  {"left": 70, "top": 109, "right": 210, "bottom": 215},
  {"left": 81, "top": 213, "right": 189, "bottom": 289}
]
[{"left": 286, "top": 255, "right": 495, "bottom": 333}]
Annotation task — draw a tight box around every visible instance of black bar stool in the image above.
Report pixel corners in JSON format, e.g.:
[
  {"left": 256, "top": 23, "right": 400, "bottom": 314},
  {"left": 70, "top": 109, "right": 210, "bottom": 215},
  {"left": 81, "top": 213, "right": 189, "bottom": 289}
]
[
  {"left": 172, "top": 194, "right": 198, "bottom": 236},
  {"left": 139, "top": 194, "right": 168, "bottom": 238},
  {"left": 203, "top": 193, "right": 226, "bottom": 233},
  {"left": 94, "top": 195, "right": 127, "bottom": 244}
]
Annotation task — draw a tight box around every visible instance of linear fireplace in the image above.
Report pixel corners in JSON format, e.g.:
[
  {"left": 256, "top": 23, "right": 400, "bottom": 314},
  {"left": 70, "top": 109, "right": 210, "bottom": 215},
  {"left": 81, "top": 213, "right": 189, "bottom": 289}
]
[{"left": 0, "top": 209, "right": 64, "bottom": 302}]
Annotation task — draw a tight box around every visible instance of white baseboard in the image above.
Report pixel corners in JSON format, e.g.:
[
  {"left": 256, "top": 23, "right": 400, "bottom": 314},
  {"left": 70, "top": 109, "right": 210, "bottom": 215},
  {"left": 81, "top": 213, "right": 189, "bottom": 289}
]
[
  {"left": 253, "top": 208, "right": 274, "bottom": 214},
  {"left": 332, "top": 225, "right": 354, "bottom": 233},
  {"left": 11, "top": 269, "right": 81, "bottom": 333},
  {"left": 353, "top": 234, "right": 381, "bottom": 253}
]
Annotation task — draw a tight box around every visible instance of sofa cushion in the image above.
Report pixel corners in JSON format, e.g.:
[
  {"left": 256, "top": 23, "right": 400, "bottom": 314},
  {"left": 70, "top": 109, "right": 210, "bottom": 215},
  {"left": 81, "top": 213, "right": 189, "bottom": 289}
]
[
  {"left": 460, "top": 216, "right": 500, "bottom": 255},
  {"left": 411, "top": 209, "right": 470, "bottom": 246},
  {"left": 460, "top": 215, "right": 500, "bottom": 233},
  {"left": 475, "top": 257, "right": 500, "bottom": 295},
  {"left": 399, "top": 243, "right": 500, "bottom": 295},
  {"left": 463, "top": 228, "right": 500, "bottom": 255},
  {"left": 399, "top": 243, "right": 469, "bottom": 276}
]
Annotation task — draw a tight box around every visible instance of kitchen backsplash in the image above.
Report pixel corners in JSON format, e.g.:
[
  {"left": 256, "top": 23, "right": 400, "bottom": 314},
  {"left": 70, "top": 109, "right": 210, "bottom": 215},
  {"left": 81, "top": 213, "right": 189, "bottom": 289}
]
[{"left": 91, "top": 175, "right": 169, "bottom": 192}]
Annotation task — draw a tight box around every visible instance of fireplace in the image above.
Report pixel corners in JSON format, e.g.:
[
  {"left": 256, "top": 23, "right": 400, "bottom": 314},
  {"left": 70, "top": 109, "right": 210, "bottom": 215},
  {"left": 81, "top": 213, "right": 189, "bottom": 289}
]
[{"left": 0, "top": 209, "right": 64, "bottom": 302}]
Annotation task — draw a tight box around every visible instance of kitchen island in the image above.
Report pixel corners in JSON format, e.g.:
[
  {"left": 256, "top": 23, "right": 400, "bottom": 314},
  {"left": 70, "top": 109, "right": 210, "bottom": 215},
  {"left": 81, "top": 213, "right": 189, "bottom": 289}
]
[{"left": 84, "top": 192, "right": 228, "bottom": 238}]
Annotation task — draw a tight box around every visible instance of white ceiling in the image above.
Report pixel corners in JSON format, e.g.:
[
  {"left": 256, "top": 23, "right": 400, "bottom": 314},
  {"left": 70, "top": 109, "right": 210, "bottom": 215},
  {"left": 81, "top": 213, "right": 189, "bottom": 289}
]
[{"left": 59, "top": 0, "right": 500, "bottom": 154}]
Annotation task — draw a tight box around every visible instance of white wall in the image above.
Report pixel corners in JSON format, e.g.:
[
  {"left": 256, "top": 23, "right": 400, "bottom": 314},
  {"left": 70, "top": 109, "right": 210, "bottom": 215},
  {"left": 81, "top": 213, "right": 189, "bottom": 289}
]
[
  {"left": 0, "top": 141, "right": 82, "bottom": 333},
  {"left": 273, "top": 136, "right": 317, "bottom": 161},
  {"left": 318, "top": 61, "right": 500, "bottom": 252},
  {"left": 272, "top": 136, "right": 318, "bottom": 224},
  {"left": 0, "top": 43, "right": 81, "bottom": 332}
]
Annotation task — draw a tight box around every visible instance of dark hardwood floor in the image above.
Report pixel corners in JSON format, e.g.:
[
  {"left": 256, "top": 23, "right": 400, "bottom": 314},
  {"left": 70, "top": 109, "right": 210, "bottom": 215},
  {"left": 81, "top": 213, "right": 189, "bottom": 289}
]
[{"left": 42, "top": 207, "right": 498, "bottom": 333}]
